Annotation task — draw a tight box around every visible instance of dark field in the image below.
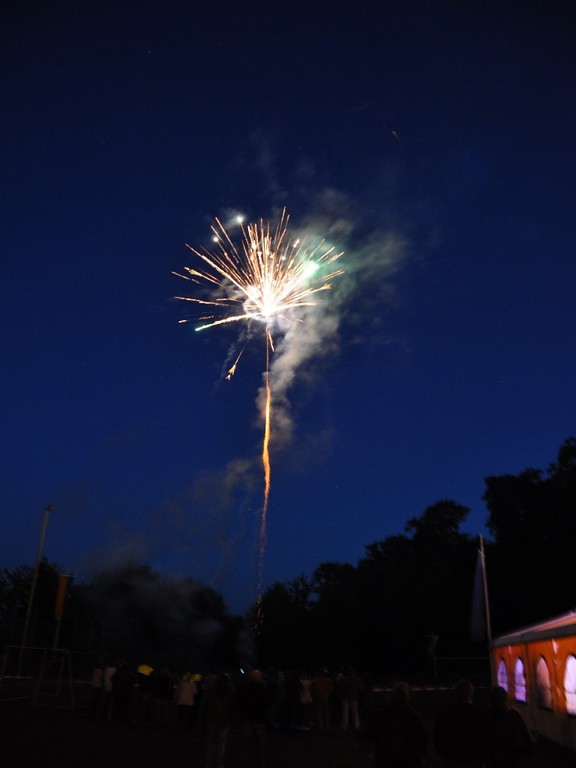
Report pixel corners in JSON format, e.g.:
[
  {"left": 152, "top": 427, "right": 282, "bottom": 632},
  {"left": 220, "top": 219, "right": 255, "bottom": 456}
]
[{"left": 2, "top": 684, "right": 576, "bottom": 768}]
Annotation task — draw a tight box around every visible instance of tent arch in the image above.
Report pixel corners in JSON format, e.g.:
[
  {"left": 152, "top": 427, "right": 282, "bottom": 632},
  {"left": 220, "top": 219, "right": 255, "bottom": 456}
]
[
  {"left": 535, "top": 655, "right": 552, "bottom": 709},
  {"left": 564, "top": 654, "right": 576, "bottom": 716},
  {"left": 497, "top": 657, "right": 509, "bottom": 691},
  {"left": 514, "top": 656, "right": 527, "bottom": 703}
]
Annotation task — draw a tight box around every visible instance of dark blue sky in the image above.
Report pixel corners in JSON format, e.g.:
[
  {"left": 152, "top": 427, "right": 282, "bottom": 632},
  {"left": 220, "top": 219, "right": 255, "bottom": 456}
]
[{"left": 2, "top": 0, "right": 575, "bottom": 613}]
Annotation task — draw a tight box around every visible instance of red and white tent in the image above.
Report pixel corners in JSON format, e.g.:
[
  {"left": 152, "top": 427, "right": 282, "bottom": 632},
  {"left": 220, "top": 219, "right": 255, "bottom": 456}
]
[{"left": 491, "top": 609, "right": 576, "bottom": 750}]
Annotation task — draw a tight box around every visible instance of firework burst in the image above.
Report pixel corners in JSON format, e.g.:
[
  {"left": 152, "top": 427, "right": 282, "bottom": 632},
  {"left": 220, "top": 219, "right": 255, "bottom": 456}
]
[{"left": 174, "top": 208, "right": 344, "bottom": 616}]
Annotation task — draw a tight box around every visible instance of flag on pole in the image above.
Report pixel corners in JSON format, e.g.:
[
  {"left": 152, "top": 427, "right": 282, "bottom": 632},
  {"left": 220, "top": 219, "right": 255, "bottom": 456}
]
[
  {"left": 54, "top": 574, "right": 73, "bottom": 620},
  {"left": 470, "top": 535, "right": 492, "bottom": 643}
]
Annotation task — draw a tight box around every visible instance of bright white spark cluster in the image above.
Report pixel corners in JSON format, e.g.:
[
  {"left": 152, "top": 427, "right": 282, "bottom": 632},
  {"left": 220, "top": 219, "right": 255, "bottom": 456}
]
[{"left": 173, "top": 208, "right": 343, "bottom": 341}]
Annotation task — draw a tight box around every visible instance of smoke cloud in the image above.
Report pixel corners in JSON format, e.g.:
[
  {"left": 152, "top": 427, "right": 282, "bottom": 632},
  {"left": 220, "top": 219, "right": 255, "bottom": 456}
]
[{"left": 256, "top": 188, "right": 410, "bottom": 453}]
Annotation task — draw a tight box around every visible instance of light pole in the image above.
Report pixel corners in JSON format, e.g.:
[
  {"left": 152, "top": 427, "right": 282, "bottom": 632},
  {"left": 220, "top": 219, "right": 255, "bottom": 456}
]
[{"left": 17, "top": 504, "right": 52, "bottom": 675}]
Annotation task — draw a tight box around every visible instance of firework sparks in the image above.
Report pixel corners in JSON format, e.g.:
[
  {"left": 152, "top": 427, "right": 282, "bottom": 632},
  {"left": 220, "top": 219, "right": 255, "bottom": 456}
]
[{"left": 174, "top": 208, "right": 344, "bottom": 616}]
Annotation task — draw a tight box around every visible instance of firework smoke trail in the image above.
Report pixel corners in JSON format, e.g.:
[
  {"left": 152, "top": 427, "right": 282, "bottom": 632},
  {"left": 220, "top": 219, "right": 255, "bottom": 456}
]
[{"left": 174, "top": 209, "right": 343, "bottom": 611}]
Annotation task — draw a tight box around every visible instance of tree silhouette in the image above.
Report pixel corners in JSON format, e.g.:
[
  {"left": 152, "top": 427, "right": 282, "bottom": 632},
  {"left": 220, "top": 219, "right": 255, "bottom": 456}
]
[{"left": 485, "top": 437, "right": 576, "bottom": 631}]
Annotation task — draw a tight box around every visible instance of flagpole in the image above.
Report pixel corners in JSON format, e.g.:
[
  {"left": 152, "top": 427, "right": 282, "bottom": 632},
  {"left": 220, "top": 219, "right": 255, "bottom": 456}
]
[{"left": 479, "top": 534, "right": 492, "bottom": 643}]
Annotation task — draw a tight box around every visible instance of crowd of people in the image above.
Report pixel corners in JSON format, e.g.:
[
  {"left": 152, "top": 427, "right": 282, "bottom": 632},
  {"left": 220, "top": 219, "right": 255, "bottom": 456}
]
[
  {"left": 88, "top": 662, "right": 366, "bottom": 734},
  {"left": 87, "top": 660, "right": 534, "bottom": 768},
  {"left": 367, "top": 679, "right": 534, "bottom": 768}
]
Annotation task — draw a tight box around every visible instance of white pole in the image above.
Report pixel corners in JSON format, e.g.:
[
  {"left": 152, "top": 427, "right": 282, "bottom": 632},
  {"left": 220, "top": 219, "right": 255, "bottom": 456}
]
[{"left": 479, "top": 534, "right": 492, "bottom": 643}]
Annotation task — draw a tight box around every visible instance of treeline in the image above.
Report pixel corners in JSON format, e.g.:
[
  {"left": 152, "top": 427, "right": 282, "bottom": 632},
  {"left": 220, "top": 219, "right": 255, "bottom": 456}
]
[
  {"left": 253, "top": 437, "right": 576, "bottom": 672},
  {"left": 1, "top": 437, "right": 575, "bottom": 675}
]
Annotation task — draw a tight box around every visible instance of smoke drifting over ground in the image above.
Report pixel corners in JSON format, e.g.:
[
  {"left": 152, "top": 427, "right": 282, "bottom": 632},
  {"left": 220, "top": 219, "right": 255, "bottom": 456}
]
[{"left": 85, "top": 562, "right": 254, "bottom": 668}]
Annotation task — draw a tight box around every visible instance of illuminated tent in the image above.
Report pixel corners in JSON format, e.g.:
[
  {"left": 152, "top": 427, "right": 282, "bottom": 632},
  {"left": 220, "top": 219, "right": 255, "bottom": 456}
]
[{"left": 491, "top": 609, "right": 576, "bottom": 751}]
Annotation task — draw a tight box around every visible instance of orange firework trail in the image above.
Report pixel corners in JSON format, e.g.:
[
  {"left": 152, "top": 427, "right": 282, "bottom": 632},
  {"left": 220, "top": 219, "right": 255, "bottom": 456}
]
[
  {"left": 174, "top": 209, "right": 343, "bottom": 614},
  {"left": 258, "top": 335, "right": 272, "bottom": 620}
]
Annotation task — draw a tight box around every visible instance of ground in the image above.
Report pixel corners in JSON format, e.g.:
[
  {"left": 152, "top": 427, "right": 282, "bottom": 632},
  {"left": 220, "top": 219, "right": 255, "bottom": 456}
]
[{"left": 3, "top": 686, "right": 576, "bottom": 768}]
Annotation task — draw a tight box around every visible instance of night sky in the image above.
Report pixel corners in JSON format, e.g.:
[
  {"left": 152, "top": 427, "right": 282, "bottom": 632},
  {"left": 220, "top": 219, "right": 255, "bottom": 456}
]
[{"left": 2, "top": 1, "right": 575, "bottom": 613}]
